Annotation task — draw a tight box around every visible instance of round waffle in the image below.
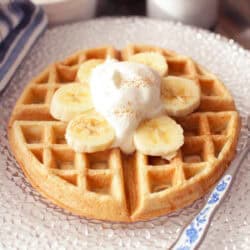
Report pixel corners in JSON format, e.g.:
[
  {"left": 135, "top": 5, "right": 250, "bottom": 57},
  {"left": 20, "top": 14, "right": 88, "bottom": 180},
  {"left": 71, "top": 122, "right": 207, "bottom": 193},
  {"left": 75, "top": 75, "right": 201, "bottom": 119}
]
[{"left": 8, "top": 44, "right": 240, "bottom": 222}]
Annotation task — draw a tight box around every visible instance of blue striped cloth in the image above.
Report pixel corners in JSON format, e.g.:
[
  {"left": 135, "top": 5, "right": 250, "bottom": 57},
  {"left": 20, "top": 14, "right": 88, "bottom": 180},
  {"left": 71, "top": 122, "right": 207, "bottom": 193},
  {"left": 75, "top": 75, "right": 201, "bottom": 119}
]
[{"left": 0, "top": 0, "right": 47, "bottom": 92}]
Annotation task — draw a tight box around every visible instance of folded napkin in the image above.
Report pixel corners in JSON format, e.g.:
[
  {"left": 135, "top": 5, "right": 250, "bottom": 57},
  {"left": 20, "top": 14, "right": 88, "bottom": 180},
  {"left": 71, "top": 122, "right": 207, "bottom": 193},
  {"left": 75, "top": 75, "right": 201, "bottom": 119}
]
[{"left": 0, "top": 0, "right": 47, "bottom": 92}]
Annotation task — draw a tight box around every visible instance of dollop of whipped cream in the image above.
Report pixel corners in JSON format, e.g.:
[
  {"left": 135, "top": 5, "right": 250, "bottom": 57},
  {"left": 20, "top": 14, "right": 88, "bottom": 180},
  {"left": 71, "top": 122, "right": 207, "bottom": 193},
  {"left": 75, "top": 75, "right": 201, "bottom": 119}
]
[{"left": 90, "top": 59, "right": 164, "bottom": 154}]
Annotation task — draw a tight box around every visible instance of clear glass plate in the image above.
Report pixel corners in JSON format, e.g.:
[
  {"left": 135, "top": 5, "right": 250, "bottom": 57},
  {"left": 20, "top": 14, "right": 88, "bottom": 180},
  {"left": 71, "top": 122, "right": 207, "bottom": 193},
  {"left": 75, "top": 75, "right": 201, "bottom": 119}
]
[{"left": 0, "top": 17, "right": 250, "bottom": 249}]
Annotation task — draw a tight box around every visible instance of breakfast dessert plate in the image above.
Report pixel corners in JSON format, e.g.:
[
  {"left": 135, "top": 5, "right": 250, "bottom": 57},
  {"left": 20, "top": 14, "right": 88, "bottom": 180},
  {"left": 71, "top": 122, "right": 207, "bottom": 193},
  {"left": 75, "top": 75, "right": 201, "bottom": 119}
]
[
  {"left": 1, "top": 17, "right": 250, "bottom": 249},
  {"left": 8, "top": 44, "right": 240, "bottom": 222}
]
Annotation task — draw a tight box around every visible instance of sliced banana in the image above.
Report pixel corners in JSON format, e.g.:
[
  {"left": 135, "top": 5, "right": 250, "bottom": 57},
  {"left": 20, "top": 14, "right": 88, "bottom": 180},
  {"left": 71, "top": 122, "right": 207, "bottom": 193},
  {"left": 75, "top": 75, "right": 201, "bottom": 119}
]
[
  {"left": 128, "top": 52, "right": 168, "bottom": 76},
  {"left": 77, "top": 59, "right": 104, "bottom": 84},
  {"left": 162, "top": 151, "right": 178, "bottom": 161},
  {"left": 50, "top": 83, "right": 93, "bottom": 121},
  {"left": 66, "top": 111, "right": 115, "bottom": 153},
  {"left": 161, "top": 76, "right": 201, "bottom": 117},
  {"left": 134, "top": 116, "right": 184, "bottom": 156}
]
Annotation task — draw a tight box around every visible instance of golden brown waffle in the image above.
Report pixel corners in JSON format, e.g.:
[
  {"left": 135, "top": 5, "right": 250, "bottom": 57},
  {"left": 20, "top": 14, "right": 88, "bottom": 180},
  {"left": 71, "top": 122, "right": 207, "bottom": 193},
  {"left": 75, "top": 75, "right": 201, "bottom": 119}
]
[{"left": 8, "top": 44, "right": 240, "bottom": 222}]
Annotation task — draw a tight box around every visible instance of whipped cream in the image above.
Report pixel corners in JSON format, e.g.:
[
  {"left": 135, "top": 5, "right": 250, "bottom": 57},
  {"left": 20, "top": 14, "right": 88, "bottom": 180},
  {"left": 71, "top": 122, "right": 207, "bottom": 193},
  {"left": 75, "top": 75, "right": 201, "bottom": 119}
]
[{"left": 90, "top": 59, "right": 164, "bottom": 154}]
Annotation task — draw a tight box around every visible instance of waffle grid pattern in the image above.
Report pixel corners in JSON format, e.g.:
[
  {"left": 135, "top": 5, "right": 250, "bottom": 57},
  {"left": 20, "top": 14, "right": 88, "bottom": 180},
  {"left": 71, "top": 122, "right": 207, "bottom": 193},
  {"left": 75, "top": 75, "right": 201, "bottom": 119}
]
[{"left": 8, "top": 45, "right": 239, "bottom": 221}]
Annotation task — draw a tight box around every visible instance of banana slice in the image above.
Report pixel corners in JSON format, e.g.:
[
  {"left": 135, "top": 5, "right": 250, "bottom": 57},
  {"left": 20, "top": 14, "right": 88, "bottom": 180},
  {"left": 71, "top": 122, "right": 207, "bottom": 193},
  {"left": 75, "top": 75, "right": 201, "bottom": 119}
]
[
  {"left": 77, "top": 59, "right": 104, "bottom": 84},
  {"left": 66, "top": 112, "right": 115, "bottom": 153},
  {"left": 128, "top": 52, "right": 168, "bottom": 76},
  {"left": 161, "top": 76, "right": 201, "bottom": 117},
  {"left": 50, "top": 83, "right": 93, "bottom": 121},
  {"left": 162, "top": 151, "right": 178, "bottom": 161},
  {"left": 134, "top": 116, "right": 184, "bottom": 156}
]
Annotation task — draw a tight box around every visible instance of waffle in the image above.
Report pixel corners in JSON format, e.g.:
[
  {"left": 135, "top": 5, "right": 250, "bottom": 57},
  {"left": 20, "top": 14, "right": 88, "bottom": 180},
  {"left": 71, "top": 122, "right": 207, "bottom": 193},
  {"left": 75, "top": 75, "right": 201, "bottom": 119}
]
[{"left": 8, "top": 44, "right": 240, "bottom": 222}]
